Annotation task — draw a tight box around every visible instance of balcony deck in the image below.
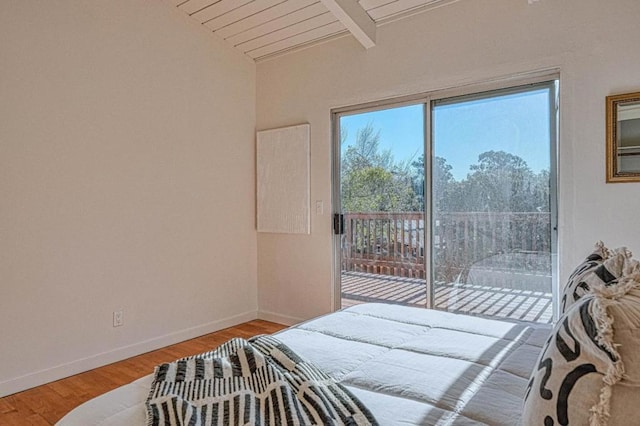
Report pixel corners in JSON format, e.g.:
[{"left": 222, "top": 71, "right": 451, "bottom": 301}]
[{"left": 341, "top": 271, "right": 553, "bottom": 323}]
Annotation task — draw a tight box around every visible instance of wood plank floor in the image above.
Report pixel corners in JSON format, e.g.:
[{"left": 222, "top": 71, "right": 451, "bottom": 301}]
[
  {"left": 341, "top": 271, "right": 553, "bottom": 323},
  {"left": 0, "top": 320, "right": 286, "bottom": 425}
]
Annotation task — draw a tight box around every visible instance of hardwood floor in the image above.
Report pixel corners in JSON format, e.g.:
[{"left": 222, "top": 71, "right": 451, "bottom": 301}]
[{"left": 0, "top": 320, "right": 286, "bottom": 425}]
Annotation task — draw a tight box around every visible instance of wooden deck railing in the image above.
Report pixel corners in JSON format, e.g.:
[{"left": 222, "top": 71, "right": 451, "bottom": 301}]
[{"left": 342, "top": 211, "right": 551, "bottom": 281}]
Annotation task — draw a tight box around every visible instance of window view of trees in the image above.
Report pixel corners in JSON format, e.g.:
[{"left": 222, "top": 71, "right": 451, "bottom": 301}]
[
  {"left": 341, "top": 122, "right": 552, "bottom": 284},
  {"left": 341, "top": 123, "right": 550, "bottom": 215},
  {"left": 340, "top": 123, "right": 421, "bottom": 213}
]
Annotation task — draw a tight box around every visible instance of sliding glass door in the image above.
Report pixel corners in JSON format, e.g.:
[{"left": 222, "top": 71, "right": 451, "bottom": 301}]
[
  {"left": 334, "top": 79, "right": 558, "bottom": 323},
  {"left": 337, "top": 104, "right": 427, "bottom": 308},
  {"left": 431, "top": 83, "right": 557, "bottom": 323}
]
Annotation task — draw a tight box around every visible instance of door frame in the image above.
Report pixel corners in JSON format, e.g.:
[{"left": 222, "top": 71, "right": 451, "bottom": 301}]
[{"left": 331, "top": 69, "right": 560, "bottom": 321}]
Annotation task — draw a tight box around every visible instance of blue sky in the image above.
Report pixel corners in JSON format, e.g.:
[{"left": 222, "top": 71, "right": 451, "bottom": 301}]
[{"left": 340, "top": 88, "right": 551, "bottom": 180}]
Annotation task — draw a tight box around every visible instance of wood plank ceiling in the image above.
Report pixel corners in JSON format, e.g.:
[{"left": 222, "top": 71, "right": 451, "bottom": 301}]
[{"left": 169, "top": 0, "right": 458, "bottom": 61}]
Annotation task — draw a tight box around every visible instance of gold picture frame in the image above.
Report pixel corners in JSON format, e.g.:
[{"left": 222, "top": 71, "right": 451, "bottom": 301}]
[{"left": 606, "top": 91, "right": 640, "bottom": 183}]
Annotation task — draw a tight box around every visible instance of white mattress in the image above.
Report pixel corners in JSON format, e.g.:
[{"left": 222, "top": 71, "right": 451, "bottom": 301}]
[{"left": 57, "top": 303, "right": 550, "bottom": 425}]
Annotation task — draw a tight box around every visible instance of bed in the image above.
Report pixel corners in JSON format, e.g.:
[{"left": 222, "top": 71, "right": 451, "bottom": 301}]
[{"left": 57, "top": 303, "right": 550, "bottom": 425}]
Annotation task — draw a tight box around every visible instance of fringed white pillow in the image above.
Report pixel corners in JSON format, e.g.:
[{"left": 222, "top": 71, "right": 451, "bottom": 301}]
[
  {"left": 590, "top": 267, "right": 640, "bottom": 425},
  {"left": 523, "top": 261, "right": 640, "bottom": 425}
]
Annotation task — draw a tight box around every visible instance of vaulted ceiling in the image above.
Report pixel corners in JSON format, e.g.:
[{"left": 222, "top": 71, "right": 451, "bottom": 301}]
[{"left": 169, "top": 0, "right": 460, "bottom": 61}]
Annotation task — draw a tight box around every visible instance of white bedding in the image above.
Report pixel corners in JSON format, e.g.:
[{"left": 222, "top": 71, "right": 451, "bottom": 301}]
[{"left": 57, "top": 303, "right": 550, "bottom": 425}]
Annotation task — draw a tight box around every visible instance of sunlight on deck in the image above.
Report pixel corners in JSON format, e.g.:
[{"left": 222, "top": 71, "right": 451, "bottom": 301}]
[{"left": 341, "top": 271, "right": 553, "bottom": 323}]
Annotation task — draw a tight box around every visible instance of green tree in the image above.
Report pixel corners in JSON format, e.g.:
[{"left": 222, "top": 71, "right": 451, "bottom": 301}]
[
  {"left": 341, "top": 123, "right": 419, "bottom": 212},
  {"left": 454, "top": 150, "right": 537, "bottom": 212},
  {"left": 531, "top": 169, "right": 550, "bottom": 212},
  {"left": 341, "top": 128, "right": 549, "bottom": 215},
  {"left": 411, "top": 155, "right": 454, "bottom": 211}
]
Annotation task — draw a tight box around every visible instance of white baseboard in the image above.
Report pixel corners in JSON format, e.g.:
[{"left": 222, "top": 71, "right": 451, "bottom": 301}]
[
  {"left": 0, "top": 310, "right": 258, "bottom": 398},
  {"left": 257, "top": 310, "right": 305, "bottom": 326}
]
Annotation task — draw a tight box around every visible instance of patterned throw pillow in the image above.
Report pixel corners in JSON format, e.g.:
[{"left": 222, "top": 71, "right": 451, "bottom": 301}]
[
  {"left": 560, "top": 241, "right": 611, "bottom": 314},
  {"left": 523, "top": 266, "right": 640, "bottom": 425},
  {"left": 560, "top": 248, "right": 632, "bottom": 314},
  {"left": 522, "top": 294, "right": 623, "bottom": 425}
]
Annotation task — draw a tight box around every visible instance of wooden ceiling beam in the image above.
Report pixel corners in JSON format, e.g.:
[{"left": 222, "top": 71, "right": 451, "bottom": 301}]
[{"left": 320, "top": 0, "right": 376, "bottom": 49}]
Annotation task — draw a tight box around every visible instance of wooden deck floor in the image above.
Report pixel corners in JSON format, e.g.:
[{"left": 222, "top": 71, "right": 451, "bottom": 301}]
[{"left": 341, "top": 271, "right": 553, "bottom": 323}]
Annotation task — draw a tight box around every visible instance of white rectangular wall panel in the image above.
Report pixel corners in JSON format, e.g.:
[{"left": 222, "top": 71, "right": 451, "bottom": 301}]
[{"left": 257, "top": 124, "right": 310, "bottom": 234}]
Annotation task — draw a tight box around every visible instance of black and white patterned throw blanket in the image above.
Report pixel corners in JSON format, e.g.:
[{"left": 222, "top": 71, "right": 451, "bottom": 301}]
[{"left": 145, "top": 335, "right": 378, "bottom": 426}]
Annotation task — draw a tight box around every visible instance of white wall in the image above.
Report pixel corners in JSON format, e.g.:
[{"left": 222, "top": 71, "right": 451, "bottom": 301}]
[
  {"left": 0, "top": 1, "right": 256, "bottom": 396},
  {"left": 256, "top": 0, "right": 640, "bottom": 322}
]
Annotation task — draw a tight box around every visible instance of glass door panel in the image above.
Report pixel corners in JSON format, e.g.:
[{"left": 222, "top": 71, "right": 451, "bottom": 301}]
[
  {"left": 431, "top": 83, "right": 556, "bottom": 323},
  {"left": 338, "top": 104, "right": 426, "bottom": 309}
]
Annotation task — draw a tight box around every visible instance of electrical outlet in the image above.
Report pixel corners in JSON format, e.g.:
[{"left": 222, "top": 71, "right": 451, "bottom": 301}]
[{"left": 113, "top": 310, "right": 124, "bottom": 327}]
